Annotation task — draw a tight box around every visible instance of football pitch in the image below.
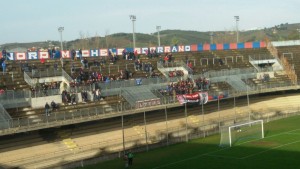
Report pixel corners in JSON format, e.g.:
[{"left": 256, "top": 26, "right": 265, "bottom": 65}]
[{"left": 80, "top": 115, "right": 300, "bottom": 169}]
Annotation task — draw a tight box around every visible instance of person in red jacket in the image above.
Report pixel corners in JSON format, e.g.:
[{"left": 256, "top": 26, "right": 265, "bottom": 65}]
[{"left": 40, "top": 57, "right": 45, "bottom": 64}]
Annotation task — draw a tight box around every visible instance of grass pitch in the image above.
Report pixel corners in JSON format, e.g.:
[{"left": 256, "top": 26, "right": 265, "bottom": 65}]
[{"left": 80, "top": 115, "right": 300, "bottom": 169}]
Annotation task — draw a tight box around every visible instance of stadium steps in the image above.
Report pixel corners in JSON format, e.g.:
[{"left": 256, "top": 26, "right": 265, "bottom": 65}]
[{"left": 0, "top": 135, "right": 47, "bottom": 153}]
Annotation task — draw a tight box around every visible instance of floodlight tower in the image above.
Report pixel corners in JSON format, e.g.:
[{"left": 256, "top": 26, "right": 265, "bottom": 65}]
[
  {"left": 129, "top": 15, "right": 136, "bottom": 49},
  {"left": 234, "top": 16, "right": 239, "bottom": 43},
  {"left": 156, "top": 26, "right": 161, "bottom": 46},
  {"left": 58, "top": 27, "right": 64, "bottom": 50}
]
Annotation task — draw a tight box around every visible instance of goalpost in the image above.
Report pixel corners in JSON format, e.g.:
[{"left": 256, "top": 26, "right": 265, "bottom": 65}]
[{"left": 220, "top": 120, "right": 264, "bottom": 147}]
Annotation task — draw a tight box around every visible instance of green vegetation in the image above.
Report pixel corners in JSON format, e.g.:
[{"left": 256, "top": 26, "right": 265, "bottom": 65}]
[
  {"left": 3, "top": 23, "right": 300, "bottom": 51},
  {"left": 79, "top": 115, "right": 300, "bottom": 169}
]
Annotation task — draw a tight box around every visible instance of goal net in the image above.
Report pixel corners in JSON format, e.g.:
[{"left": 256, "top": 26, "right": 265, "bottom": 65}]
[{"left": 220, "top": 120, "right": 264, "bottom": 147}]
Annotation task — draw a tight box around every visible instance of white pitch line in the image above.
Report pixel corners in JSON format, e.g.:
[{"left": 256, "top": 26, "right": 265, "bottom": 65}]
[
  {"left": 151, "top": 128, "right": 300, "bottom": 169},
  {"left": 151, "top": 147, "right": 230, "bottom": 169},
  {"left": 240, "top": 139, "right": 300, "bottom": 159},
  {"left": 204, "top": 154, "right": 241, "bottom": 159}
]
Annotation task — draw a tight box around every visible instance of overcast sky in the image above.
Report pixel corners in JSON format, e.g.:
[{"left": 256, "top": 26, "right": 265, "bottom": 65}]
[{"left": 1, "top": 0, "right": 299, "bottom": 44}]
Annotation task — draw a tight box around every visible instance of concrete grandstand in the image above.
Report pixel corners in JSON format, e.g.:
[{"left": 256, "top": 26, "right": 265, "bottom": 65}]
[{"left": 0, "top": 40, "right": 300, "bottom": 168}]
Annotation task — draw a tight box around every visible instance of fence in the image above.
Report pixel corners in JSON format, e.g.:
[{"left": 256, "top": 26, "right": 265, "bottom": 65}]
[
  {"left": 0, "top": 80, "right": 297, "bottom": 133},
  {"left": 31, "top": 88, "right": 61, "bottom": 98},
  {"left": 0, "top": 90, "right": 30, "bottom": 101},
  {"left": 62, "top": 69, "right": 73, "bottom": 82},
  {"left": 0, "top": 103, "right": 12, "bottom": 130},
  {"left": 97, "top": 77, "right": 169, "bottom": 90},
  {"left": 30, "top": 68, "right": 63, "bottom": 78},
  {"left": 24, "top": 71, "right": 36, "bottom": 87},
  {"left": 201, "top": 67, "right": 257, "bottom": 78},
  {"left": 0, "top": 90, "right": 31, "bottom": 109}
]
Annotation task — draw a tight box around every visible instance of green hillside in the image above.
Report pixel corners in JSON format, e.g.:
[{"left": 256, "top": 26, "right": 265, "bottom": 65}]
[{"left": 2, "top": 23, "right": 300, "bottom": 51}]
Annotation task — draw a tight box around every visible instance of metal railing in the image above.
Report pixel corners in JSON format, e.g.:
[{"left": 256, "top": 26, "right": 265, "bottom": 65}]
[
  {"left": 30, "top": 68, "right": 63, "bottom": 78},
  {"left": 24, "top": 71, "right": 36, "bottom": 87},
  {"left": 0, "top": 90, "right": 31, "bottom": 109},
  {"left": 62, "top": 69, "right": 73, "bottom": 82},
  {"left": 31, "top": 88, "right": 61, "bottom": 98},
  {"left": 69, "top": 84, "right": 94, "bottom": 93},
  {"left": 3, "top": 105, "right": 300, "bottom": 169},
  {"left": 0, "top": 69, "right": 298, "bottom": 132},
  {"left": 0, "top": 90, "right": 30, "bottom": 101},
  {"left": 202, "top": 67, "right": 257, "bottom": 78},
  {"left": 0, "top": 103, "right": 12, "bottom": 130},
  {"left": 97, "top": 77, "right": 168, "bottom": 90},
  {"left": 178, "top": 60, "right": 193, "bottom": 74},
  {"left": 249, "top": 55, "right": 275, "bottom": 72}
]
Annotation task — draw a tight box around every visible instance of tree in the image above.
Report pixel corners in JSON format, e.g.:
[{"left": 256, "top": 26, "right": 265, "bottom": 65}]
[{"left": 171, "top": 36, "right": 179, "bottom": 46}]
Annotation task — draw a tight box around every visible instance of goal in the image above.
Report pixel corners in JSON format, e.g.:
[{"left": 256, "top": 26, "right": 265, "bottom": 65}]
[{"left": 220, "top": 120, "right": 264, "bottom": 147}]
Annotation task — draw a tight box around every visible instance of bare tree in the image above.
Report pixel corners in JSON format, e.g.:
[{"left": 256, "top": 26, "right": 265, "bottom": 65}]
[
  {"left": 105, "top": 29, "right": 110, "bottom": 48},
  {"left": 93, "top": 32, "right": 101, "bottom": 49}
]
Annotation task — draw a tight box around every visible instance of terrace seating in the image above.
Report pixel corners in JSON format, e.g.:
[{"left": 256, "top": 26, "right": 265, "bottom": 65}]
[
  {"left": 0, "top": 46, "right": 295, "bottom": 137},
  {"left": 276, "top": 45, "right": 300, "bottom": 81}
]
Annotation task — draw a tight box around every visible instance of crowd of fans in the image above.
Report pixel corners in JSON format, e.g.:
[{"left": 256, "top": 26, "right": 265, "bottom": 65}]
[
  {"left": 81, "top": 91, "right": 89, "bottom": 102},
  {"left": 159, "top": 78, "right": 194, "bottom": 96},
  {"left": 194, "top": 77, "right": 210, "bottom": 90},
  {"left": 159, "top": 77, "right": 211, "bottom": 96},
  {"left": 70, "top": 68, "right": 134, "bottom": 88},
  {"left": 30, "top": 82, "right": 61, "bottom": 97},
  {"left": 61, "top": 90, "right": 77, "bottom": 105},
  {"left": 168, "top": 69, "right": 184, "bottom": 77},
  {"left": 159, "top": 53, "right": 173, "bottom": 66}
]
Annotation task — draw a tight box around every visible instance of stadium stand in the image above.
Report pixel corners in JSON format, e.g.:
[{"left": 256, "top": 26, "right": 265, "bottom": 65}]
[{"left": 1, "top": 40, "right": 300, "bottom": 168}]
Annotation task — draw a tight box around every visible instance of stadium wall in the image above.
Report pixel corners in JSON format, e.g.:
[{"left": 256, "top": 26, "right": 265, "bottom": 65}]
[
  {"left": 271, "top": 40, "right": 300, "bottom": 47},
  {"left": 0, "top": 41, "right": 267, "bottom": 61}
]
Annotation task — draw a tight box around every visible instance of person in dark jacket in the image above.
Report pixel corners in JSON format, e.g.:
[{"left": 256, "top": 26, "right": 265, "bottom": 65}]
[{"left": 45, "top": 102, "right": 50, "bottom": 116}]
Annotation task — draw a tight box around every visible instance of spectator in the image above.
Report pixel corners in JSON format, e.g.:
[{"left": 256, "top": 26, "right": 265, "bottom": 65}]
[
  {"left": 81, "top": 91, "right": 88, "bottom": 103},
  {"left": 40, "top": 57, "right": 45, "bottom": 64},
  {"left": 93, "top": 59, "right": 100, "bottom": 66},
  {"left": 164, "top": 54, "right": 169, "bottom": 66},
  {"left": 159, "top": 55, "right": 163, "bottom": 64},
  {"left": 0, "top": 89, "right": 5, "bottom": 94},
  {"left": 71, "top": 63, "right": 75, "bottom": 74},
  {"left": 55, "top": 50, "right": 61, "bottom": 59},
  {"left": 2, "top": 60, "right": 6, "bottom": 75},
  {"left": 51, "top": 100, "right": 59, "bottom": 110},
  {"left": 78, "top": 49, "right": 83, "bottom": 60},
  {"left": 45, "top": 102, "right": 50, "bottom": 116},
  {"left": 134, "top": 50, "right": 138, "bottom": 59},
  {"left": 2, "top": 49, "right": 7, "bottom": 60},
  {"left": 128, "top": 151, "right": 134, "bottom": 166},
  {"left": 61, "top": 90, "right": 68, "bottom": 103},
  {"left": 94, "top": 89, "right": 101, "bottom": 101},
  {"left": 71, "top": 93, "right": 77, "bottom": 105},
  {"left": 218, "top": 58, "right": 224, "bottom": 65},
  {"left": 82, "top": 58, "right": 88, "bottom": 69},
  {"left": 71, "top": 49, "right": 76, "bottom": 61},
  {"left": 54, "top": 62, "right": 58, "bottom": 70},
  {"left": 188, "top": 61, "right": 193, "bottom": 69},
  {"left": 51, "top": 48, "right": 56, "bottom": 59},
  {"left": 135, "top": 59, "right": 142, "bottom": 70},
  {"left": 48, "top": 48, "right": 52, "bottom": 59},
  {"left": 122, "top": 49, "right": 126, "bottom": 59},
  {"left": 31, "top": 64, "right": 38, "bottom": 77}
]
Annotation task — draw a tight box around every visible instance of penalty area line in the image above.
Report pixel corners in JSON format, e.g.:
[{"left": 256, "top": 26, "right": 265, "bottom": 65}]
[
  {"left": 152, "top": 128, "right": 300, "bottom": 169},
  {"left": 240, "top": 139, "right": 300, "bottom": 159}
]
